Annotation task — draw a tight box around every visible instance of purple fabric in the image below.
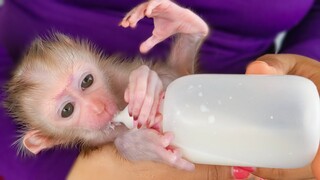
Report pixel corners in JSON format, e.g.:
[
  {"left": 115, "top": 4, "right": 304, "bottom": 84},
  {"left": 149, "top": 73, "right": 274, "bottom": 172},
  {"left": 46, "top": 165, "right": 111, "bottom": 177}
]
[
  {"left": 280, "top": 1, "right": 320, "bottom": 59},
  {"left": 0, "top": 0, "right": 319, "bottom": 179}
]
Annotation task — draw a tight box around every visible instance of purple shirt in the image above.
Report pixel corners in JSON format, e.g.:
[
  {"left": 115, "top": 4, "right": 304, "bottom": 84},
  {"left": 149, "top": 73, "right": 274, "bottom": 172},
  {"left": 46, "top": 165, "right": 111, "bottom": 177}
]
[{"left": 0, "top": 0, "right": 319, "bottom": 179}]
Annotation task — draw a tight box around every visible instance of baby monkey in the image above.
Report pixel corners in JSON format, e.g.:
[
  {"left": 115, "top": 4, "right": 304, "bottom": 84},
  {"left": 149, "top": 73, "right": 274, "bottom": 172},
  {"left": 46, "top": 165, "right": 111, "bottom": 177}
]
[{"left": 4, "top": 0, "right": 208, "bottom": 170}]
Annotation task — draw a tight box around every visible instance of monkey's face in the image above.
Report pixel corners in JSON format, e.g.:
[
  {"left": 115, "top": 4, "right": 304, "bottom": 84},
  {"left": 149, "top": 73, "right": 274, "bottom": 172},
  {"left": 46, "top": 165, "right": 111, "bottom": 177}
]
[
  {"left": 38, "top": 61, "right": 119, "bottom": 133},
  {"left": 5, "top": 34, "right": 125, "bottom": 154}
]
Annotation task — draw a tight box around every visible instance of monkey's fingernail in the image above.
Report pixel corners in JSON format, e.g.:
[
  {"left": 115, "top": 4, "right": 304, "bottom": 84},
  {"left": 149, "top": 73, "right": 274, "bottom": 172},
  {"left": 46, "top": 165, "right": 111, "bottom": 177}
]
[
  {"left": 133, "top": 116, "right": 138, "bottom": 121},
  {"left": 165, "top": 146, "right": 174, "bottom": 152},
  {"left": 129, "top": 112, "right": 132, "bottom": 117},
  {"left": 137, "top": 123, "right": 142, "bottom": 129}
]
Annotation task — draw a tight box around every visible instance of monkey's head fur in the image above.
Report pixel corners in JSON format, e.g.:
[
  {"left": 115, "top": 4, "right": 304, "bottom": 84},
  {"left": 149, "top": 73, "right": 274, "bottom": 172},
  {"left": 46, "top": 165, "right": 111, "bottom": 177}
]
[{"left": 4, "top": 33, "right": 125, "bottom": 155}]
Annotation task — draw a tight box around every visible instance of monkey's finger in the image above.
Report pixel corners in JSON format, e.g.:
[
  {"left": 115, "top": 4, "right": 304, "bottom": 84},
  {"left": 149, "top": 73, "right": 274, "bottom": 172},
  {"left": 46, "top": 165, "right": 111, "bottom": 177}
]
[
  {"left": 121, "top": 6, "right": 140, "bottom": 27},
  {"left": 137, "top": 70, "right": 159, "bottom": 126},
  {"left": 157, "top": 143, "right": 195, "bottom": 171},
  {"left": 147, "top": 82, "right": 163, "bottom": 127},
  {"left": 127, "top": 70, "right": 137, "bottom": 115},
  {"left": 150, "top": 113, "right": 163, "bottom": 132},
  {"left": 145, "top": 0, "right": 163, "bottom": 17},
  {"left": 150, "top": 92, "right": 165, "bottom": 131},
  {"left": 147, "top": 100, "right": 159, "bottom": 128},
  {"left": 140, "top": 34, "right": 166, "bottom": 53},
  {"left": 170, "top": 148, "right": 195, "bottom": 171},
  {"left": 146, "top": 0, "right": 173, "bottom": 17},
  {"left": 172, "top": 157, "right": 195, "bottom": 171},
  {"left": 133, "top": 120, "right": 138, "bottom": 128},
  {"left": 131, "top": 66, "right": 150, "bottom": 120},
  {"left": 124, "top": 87, "right": 130, "bottom": 103},
  {"left": 128, "top": 67, "right": 146, "bottom": 116},
  {"left": 120, "top": 3, "right": 146, "bottom": 28},
  {"left": 127, "top": 3, "right": 148, "bottom": 28},
  {"left": 160, "top": 131, "right": 174, "bottom": 147}
]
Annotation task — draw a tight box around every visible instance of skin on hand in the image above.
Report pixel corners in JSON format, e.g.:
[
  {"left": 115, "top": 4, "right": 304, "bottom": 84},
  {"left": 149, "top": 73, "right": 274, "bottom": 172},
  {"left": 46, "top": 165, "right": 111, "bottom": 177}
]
[
  {"left": 116, "top": 0, "right": 209, "bottom": 171},
  {"left": 245, "top": 53, "right": 320, "bottom": 179},
  {"left": 120, "top": 0, "right": 210, "bottom": 130},
  {"left": 114, "top": 128, "right": 195, "bottom": 171},
  {"left": 124, "top": 65, "right": 163, "bottom": 128},
  {"left": 119, "top": 0, "right": 208, "bottom": 54},
  {"left": 120, "top": 0, "right": 210, "bottom": 129}
]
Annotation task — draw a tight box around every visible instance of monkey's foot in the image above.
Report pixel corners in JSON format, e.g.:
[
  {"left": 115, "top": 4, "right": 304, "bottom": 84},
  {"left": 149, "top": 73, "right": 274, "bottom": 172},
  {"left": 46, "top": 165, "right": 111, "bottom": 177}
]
[
  {"left": 115, "top": 128, "right": 195, "bottom": 171},
  {"left": 119, "top": 0, "right": 209, "bottom": 53}
]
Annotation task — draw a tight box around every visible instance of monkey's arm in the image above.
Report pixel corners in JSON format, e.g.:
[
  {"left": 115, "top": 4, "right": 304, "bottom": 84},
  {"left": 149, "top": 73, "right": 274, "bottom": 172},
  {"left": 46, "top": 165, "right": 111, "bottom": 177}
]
[
  {"left": 112, "top": 64, "right": 194, "bottom": 170},
  {"left": 68, "top": 144, "right": 235, "bottom": 180},
  {"left": 115, "top": 0, "right": 210, "bottom": 123},
  {"left": 108, "top": 0, "right": 209, "bottom": 170},
  {"left": 120, "top": 0, "right": 209, "bottom": 75},
  {"left": 124, "top": 65, "right": 165, "bottom": 128}
]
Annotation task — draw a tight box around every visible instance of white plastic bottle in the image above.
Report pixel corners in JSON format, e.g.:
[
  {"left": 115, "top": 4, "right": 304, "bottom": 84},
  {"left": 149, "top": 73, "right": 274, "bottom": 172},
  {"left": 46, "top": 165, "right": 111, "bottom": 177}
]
[{"left": 114, "top": 74, "right": 320, "bottom": 168}]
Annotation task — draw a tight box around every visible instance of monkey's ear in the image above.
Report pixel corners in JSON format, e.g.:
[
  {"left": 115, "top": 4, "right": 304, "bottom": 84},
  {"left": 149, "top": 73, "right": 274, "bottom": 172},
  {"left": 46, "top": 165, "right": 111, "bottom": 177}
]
[{"left": 23, "top": 130, "right": 59, "bottom": 154}]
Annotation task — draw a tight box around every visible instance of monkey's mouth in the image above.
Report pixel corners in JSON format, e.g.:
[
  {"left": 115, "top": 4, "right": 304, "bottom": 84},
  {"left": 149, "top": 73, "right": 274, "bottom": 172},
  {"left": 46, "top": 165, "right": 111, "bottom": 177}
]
[
  {"left": 106, "top": 121, "right": 122, "bottom": 130},
  {"left": 86, "top": 105, "right": 119, "bottom": 131}
]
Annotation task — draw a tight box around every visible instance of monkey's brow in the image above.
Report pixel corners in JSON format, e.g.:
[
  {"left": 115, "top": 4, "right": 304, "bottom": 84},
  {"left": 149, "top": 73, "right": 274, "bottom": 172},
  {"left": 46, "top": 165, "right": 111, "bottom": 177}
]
[{"left": 53, "top": 75, "right": 74, "bottom": 100}]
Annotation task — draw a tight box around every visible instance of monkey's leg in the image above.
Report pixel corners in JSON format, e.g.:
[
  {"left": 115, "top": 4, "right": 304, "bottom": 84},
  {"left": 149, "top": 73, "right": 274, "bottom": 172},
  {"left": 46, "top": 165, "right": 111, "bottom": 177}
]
[{"left": 119, "top": 0, "right": 209, "bottom": 70}]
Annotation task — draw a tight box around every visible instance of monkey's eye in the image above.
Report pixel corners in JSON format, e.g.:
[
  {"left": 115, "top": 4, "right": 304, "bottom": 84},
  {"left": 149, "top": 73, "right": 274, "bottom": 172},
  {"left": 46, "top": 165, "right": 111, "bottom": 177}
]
[
  {"left": 61, "top": 102, "right": 74, "bottom": 118},
  {"left": 81, "top": 74, "right": 94, "bottom": 90}
]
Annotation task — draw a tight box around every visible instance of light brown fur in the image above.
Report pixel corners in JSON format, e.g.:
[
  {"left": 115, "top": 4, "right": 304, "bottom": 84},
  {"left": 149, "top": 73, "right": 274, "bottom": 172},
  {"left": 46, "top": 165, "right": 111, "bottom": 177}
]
[{"left": 4, "top": 33, "right": 178, "bottom": 155}]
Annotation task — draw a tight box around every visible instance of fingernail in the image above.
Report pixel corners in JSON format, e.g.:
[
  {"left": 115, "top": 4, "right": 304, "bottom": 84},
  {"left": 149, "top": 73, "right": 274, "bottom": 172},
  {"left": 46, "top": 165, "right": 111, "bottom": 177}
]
[
  {"left": 232, "top": 167, "right": 251, "bottom": 179},
  {"left": 237, "top": 166, "right": 255, "bottom": 173},
  {"left": 129, "top": 112, "right": 132, "bottom": 117},
  {"left": 133, "top": 116, "right": 138, "bottom": 121},
  {"left": 137, "top": 123, "right": 142, "bottom": 129},
  {"left": 151, "top": 123, "right": 161, "bottom": 132},
  {"left": 165, "top": 146, "right": 174, "bottom": 152}
]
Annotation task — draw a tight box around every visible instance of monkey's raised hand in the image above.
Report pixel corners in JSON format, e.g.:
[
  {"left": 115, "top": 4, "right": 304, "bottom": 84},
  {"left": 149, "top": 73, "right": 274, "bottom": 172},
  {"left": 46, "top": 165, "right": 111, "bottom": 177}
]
[
  {"left": 114, "top": 128, "right": 195, "bottom": 171},
  {"left": 124, "top": 65, "right": 163, "bottom": 129},
  {"left": 119, "top": 0, "right": 209, "bottom": 53}
]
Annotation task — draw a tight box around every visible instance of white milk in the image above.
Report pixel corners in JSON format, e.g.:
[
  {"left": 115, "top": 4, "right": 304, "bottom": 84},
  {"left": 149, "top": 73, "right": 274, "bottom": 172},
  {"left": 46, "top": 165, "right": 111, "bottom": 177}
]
[{"left": 114, "top": 74, "right": 320, "bottom": 168}]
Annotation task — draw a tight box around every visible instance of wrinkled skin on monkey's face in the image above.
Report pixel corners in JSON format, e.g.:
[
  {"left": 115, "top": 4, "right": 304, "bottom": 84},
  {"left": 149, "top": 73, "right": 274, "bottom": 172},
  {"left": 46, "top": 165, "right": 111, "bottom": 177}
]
[
  {"left": 18, "top": 43, "right": 127, "bottom": 151},
  {"left": 44, "top": 62, "right": 118, "bottom": 130},
  {"left": 6, "top": 0, "right": 208, "bottom": 171}
]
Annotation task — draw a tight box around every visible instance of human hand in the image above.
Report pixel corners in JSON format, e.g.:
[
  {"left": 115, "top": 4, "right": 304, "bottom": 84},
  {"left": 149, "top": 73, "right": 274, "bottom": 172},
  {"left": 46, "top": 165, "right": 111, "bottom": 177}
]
[{"left": 245, "top": 53, "right": 320, "bottom": 179}]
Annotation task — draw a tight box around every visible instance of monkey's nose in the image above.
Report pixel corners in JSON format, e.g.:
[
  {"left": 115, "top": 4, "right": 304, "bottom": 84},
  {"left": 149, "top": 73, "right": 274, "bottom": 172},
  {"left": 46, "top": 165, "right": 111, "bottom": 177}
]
[{"left": 89, "top": 99, "right": 105, "bottom": 115}]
